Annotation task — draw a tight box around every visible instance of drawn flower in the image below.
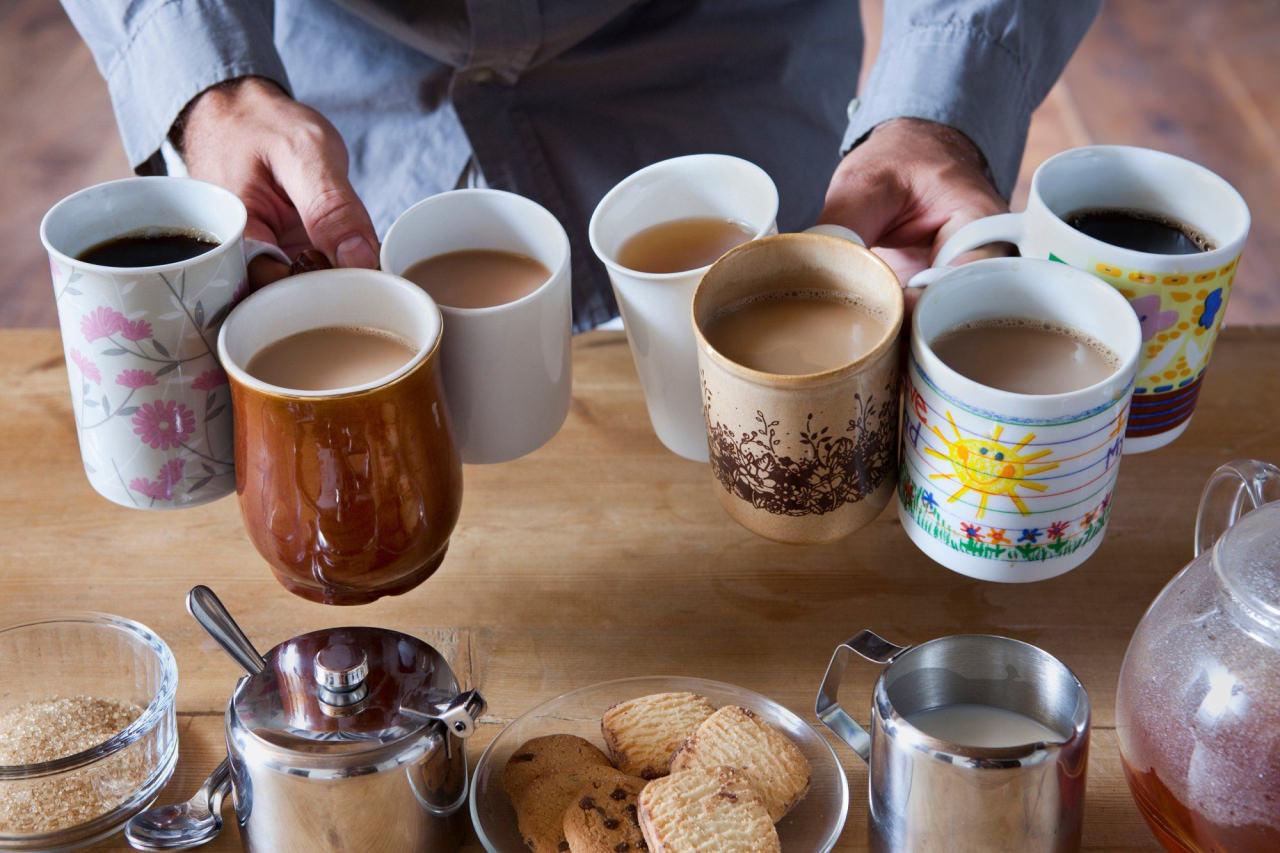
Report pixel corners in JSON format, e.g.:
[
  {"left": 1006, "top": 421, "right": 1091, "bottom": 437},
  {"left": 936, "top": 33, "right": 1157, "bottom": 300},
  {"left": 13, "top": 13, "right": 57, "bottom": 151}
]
[
  {"left": 191, "top": 368, "right": 227, "bottom": 392},
  {"left": 1081, "top": 509, "right": 1098, "bottom": 528},
  {"left": 1046, "top": 520, "right": 1070, "bottom": 541},
  {"left": 80, "top": 306, "right": 125, "bottom": 342},
  {"left": 921, "top": 491, "right": 938, "bottom": 511},
  {"left": 902, "top": 479, "right": 916, "bottom": 506},
  {"left": 1198, "top": 288, "right": 1223, "bottom": 329},
  {"left": 986, "top": 528, "right": 1010, "bottom": 545},
  {"left": 961, "top": 522, "right": 982, "bottom": 540},
  {"left": 1101, "top": 492, "right": 1113, "bottom": 511},
  {"left": 131, "top": 400, "right": 195, "bottom": 449},
  {"left": 1129, "top": 294, "right": 1178, "bottom": 342},
  {"left": 116, "top": 369, "right": 158, "bottom": 389},
  {"left": 69, "top": 348, "right": 101, "bottom": 384},
  {"left": 1018, "top": 528, "right": 1042, "bottom": 543},
  {"left": 118, "top": 317, "right": 153, "bottom": 341}
]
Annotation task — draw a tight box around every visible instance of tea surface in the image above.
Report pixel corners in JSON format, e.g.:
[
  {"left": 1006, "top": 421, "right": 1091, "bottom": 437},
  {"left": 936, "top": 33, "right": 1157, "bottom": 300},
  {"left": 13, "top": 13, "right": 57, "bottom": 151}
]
[
  {"left": 930, "top": 320, "right": 1118, "bottom": 395},
  {"left": 402, "top": 249, "right": 550, "bottom": 310},
  {"left": 247, "top": 326, "right": 417, "bottom": 391},
  {"left": 617, "top": 216, "right": 755, "bottom": 274}
]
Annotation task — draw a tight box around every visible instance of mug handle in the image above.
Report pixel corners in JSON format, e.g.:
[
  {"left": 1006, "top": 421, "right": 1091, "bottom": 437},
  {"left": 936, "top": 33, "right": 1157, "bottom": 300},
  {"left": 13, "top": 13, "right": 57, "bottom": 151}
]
[
  {"left": 804, "top": 223, "right": 866, "bottom": 246},
  {"left": 1194, "top": 459, "right": 1280, "bottom": 556},
  {"left": 244, "top": 238, "right": 291, "bottom": 267},
  {"left": 815, "top": 629, "right": 910, "bottom": 763},
  {"left": 905, "top": 212, "right": 1028, "bottom": 289}
]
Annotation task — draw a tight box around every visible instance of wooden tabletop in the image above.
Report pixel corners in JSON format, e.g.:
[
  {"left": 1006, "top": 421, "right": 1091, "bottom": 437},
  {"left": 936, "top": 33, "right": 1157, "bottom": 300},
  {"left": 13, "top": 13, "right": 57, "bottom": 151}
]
[{"left": 3, "top": 326, "right": 1277, "bottom": 851}]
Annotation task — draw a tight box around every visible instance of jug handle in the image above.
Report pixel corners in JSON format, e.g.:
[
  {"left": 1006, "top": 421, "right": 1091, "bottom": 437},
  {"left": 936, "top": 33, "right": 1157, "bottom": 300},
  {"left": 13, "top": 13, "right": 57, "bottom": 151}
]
[
  {"left": 1195, "top": 459, "right": 1280, "bottom": 556},
  {"left": 815, "top": 630, "right": 909, "bottom": 763}
]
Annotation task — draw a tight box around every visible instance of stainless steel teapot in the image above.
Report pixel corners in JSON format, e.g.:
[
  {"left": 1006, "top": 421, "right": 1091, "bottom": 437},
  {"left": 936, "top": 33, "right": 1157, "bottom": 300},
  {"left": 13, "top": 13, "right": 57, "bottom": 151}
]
[{"left": 127, "top": 588, "right": 485, "bottom": 852}]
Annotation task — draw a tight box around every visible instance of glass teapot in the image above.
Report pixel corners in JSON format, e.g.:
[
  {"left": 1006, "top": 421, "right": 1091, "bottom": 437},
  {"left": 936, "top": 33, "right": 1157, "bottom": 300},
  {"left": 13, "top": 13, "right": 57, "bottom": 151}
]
[{"left": 1116, "top": 460, "right": 1280, "bottom": 852}]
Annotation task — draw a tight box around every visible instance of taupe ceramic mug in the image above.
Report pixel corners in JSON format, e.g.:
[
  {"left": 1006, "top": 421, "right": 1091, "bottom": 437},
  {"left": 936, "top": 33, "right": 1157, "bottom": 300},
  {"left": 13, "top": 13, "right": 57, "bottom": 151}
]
[{"left": 692, "top": 230, "right": 903, "bottom": 543}]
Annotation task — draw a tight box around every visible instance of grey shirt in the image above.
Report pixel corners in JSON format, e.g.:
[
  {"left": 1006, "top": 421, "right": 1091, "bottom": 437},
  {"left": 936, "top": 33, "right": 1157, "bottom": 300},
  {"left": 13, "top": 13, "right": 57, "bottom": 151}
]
[{"left": 61, "top": 0, "right": 1099, "bottom": 331}]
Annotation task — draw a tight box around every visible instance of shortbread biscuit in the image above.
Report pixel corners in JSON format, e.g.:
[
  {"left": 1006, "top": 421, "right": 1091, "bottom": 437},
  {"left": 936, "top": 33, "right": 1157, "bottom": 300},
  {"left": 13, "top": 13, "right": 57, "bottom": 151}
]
[
  {"left": 669, "top": 705, "right": 810, "bottom": 821},
  {"left": 562, "top": 773, "right": 648, "bottom": 852},
  {"left": 601, "top": 692, "right": 716, "bottom": 779},
  {"left": 637, "top": 765, "right": 779, "bottom": 852},
  {"left": 502, "top": 734, "right": 613, "bottom": 800},
  {"left": 515, "top": 765, "right": 635, "bottom": 853}
]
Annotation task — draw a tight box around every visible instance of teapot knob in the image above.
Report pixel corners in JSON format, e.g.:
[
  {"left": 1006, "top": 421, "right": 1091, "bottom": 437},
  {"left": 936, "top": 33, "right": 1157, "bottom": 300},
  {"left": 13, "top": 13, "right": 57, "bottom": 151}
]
[{"left": 314, "top": 644, "right": 369, "bottom": 709}]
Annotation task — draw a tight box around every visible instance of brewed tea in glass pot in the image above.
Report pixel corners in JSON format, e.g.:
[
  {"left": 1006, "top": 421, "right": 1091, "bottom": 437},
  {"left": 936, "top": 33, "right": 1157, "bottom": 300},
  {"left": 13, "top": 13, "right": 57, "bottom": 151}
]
[{"left": 1116, "top": 460, "right": 1280, "bottom": 851}]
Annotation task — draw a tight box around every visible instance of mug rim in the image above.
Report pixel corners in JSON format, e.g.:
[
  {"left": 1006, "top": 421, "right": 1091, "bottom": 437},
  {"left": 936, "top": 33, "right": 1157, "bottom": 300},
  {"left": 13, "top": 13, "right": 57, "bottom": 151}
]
[
  {"left": 691, "top": 232, "right": 905, "bottom": 386},
  {"left": 380, "top": 187, "right": 571, "bottom": 317},
  {"left": 587, "top": 153, "right": 780, "bottom": 281},
  {"left": 39, "top": 176, "right": 248, "bottom": 275},
  {"left": 872, "top": 633, "right": 1090, "bottom": 761},
  {"left": 217, "top": 268, "right": 443, "bottom": 400},
  {"left": 912, "top": 257, "right": 1141, "bottom": 409},
  {"left": 1029, "top": 144, "right": 1251, "bottom": 263}
]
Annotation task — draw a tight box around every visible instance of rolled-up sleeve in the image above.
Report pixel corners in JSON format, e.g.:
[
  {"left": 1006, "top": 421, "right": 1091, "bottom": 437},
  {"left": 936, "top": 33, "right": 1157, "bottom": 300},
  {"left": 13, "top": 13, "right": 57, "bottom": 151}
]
[
  {"left": 60, "top": 1, "right": 291, "bottom": 170},
  {"left": 844, "top": 0, "right": 1101, "bottom": 197}
]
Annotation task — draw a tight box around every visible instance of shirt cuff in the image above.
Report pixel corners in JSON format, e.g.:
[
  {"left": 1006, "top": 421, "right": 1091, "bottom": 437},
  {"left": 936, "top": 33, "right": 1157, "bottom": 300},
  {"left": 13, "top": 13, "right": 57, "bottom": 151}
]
[
  {"left": 102, "top": 1, "right": 291, "bottom": 171},
  {"left": 842, "top": 22, "right": 1032, "bottom": 198}
]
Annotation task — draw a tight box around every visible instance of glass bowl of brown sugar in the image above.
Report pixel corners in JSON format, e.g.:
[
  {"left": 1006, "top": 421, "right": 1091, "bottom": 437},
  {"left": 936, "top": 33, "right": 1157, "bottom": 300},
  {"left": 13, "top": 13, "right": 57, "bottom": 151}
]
[{"left": 0, "top": 614, "right": 178, "bottom": 851}]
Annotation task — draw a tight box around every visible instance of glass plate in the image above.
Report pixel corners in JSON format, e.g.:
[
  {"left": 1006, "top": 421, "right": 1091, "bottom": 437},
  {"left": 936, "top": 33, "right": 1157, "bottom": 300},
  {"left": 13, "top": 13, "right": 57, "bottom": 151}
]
[{"left": 470, "top": 676, "right": 848, "bottom": 851}]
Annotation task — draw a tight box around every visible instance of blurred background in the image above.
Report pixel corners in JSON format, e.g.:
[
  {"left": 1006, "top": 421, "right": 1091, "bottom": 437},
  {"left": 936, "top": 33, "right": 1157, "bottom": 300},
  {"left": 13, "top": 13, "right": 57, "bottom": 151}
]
[{"left": 3, "top": 0, "right": 1276, "bottom": 327}]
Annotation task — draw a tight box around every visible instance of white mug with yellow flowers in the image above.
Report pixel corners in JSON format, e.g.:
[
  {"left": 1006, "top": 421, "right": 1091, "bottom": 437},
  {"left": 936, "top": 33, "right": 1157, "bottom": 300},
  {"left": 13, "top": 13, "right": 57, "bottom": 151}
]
[
  {"left": 928, "top": 146, "right": 1249, "bottom": 454},
  {"left": 901, "top": 258, "right": 1141, "bottom": 583}
]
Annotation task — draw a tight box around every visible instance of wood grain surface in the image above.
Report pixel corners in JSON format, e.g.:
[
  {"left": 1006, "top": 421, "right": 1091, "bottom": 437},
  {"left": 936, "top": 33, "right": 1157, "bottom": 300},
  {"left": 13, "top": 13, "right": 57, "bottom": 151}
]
[
  {"left": 2, "top": 0, "right": 1278, "bottom": 328},
  {"left": 2, "top": 327, "right": 1277, "bottom": 850}
]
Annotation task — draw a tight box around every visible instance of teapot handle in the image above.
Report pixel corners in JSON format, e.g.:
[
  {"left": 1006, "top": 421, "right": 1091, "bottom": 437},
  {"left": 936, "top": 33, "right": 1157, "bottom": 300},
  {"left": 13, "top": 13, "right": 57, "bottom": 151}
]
[
  {"left": 1195, "top": 459, "right": 1280, "bottom": 556},
  {"left": 815, "top": 630, "right": 909, "bottom": 763}
]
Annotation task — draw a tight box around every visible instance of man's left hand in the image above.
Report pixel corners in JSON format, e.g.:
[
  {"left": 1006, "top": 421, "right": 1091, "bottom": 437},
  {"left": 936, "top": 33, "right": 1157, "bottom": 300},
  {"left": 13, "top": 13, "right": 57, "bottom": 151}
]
[{"left": 820, "top": 118, "right": 1010, "bottom": 303}]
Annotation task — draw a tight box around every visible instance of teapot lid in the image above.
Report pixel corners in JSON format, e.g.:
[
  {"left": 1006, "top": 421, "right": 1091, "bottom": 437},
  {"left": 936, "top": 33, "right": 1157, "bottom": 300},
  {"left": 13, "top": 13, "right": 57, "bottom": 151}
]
[
  {"left": 1215, "top": 505, "right": 1280, "bottom": 630},
  {"left": 229, "top": 626, "right": 483, "bottom": 770}
]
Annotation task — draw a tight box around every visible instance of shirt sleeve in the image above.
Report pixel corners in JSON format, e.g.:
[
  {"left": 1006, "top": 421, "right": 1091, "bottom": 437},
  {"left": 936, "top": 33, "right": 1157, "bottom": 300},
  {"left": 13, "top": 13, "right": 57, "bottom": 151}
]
[
  {"left": 60, "top": 1, "right": 291, "bottom": 172},
  {"left": 844, "top": 0, "right": 1101, "bottom": 198}
]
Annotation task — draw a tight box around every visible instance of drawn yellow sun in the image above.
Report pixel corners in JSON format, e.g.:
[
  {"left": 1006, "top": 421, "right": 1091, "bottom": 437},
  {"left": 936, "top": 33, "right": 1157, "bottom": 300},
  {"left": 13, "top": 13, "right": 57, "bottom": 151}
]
[{"left": 925, "top": 412, "right": 1058, "bottom": 517}]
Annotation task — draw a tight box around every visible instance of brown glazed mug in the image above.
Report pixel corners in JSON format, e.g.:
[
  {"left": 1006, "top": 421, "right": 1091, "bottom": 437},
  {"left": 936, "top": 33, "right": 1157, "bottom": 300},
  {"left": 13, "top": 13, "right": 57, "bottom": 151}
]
[
  {"left": 692, "top": 229, "right": 903, "bottom": 544},
  {"left": 218, "top": 269, "right": 462, "bottom": 604}
]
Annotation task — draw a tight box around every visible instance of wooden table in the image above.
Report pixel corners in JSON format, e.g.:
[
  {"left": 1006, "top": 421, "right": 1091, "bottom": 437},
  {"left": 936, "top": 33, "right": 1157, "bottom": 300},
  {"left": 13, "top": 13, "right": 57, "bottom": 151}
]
[{"left": 3, "top": 327, "right": 1277, "bottom": 851}]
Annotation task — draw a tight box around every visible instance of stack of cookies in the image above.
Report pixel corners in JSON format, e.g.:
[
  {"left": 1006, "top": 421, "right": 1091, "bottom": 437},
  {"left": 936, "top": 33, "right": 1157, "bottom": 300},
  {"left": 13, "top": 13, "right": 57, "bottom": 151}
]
[{"left": 502, "top": 691, "right": 811, "bottom": 852}]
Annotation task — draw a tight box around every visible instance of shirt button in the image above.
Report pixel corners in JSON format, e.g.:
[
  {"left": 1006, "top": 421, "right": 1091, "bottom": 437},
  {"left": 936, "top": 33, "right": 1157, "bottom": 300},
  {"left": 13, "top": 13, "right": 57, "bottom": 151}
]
[{"left": 846, "top": 97, "right": 861, "bottom": 121}]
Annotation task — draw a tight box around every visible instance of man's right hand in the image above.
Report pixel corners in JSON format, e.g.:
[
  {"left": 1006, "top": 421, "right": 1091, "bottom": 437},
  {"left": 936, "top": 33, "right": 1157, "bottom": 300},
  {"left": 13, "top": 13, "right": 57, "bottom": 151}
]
[{"left": 177, "top": 77, "right": 379, "bottom": 288}]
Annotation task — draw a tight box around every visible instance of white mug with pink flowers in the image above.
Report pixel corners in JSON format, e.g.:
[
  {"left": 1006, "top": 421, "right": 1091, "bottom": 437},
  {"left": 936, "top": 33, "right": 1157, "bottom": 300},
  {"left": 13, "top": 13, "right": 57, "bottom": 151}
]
[{"left": 40, "top": 177, "right": 287, "bottom": 509}]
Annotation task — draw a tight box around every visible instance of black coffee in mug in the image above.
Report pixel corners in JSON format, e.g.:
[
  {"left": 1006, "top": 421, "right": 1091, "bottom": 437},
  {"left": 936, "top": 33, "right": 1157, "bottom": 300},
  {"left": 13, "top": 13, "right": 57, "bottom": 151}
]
[
  {"left": 77, "top": 229, "right": 220, "bottom": 267},
  {"left": 1064, "top": 208, "right": 1214, "bottom": 255}
]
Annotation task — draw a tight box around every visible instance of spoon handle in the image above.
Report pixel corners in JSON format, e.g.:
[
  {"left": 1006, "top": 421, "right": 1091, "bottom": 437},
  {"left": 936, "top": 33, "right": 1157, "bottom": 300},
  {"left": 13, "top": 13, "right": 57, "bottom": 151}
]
[{"left": 187, "top": 586, "right": 266, "bottom": 675}]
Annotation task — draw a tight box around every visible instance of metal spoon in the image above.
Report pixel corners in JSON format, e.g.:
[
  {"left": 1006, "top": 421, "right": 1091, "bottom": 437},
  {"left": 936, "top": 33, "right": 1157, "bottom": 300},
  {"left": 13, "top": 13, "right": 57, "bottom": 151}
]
[
  {"left": 125, "top": 587, "right": 265, "bottom": 850},
  {"left": 124, "top": 759, "right": 231, "bottom": 850}
]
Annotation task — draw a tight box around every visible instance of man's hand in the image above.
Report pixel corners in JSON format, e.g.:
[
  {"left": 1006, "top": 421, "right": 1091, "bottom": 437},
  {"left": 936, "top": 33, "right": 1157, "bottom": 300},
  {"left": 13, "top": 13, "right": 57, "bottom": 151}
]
[
  {"left": 820, "top": 118, "right": 1009, "bottom": 299},
  {"left": 177, "top": 77, "right": 378, "bottom": 287}
]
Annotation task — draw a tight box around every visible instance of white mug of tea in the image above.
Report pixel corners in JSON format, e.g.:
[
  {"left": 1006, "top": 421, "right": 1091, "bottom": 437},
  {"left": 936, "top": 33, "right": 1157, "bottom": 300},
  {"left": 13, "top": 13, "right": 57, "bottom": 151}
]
[
  {"left": 40, "top": 176, "right": 287, "bottom": 509},
  {"left": 918, "top": 145, "right": 1250, "bottom": 454},
  {"left": 589, "top": 154, "right": 780, "bottom": 462},
  {"left": 381, "top": 189, "right": 573, "bottom": 465},
  {"left": 901, "top": 257, "right": 1141, "bottom": 582}
]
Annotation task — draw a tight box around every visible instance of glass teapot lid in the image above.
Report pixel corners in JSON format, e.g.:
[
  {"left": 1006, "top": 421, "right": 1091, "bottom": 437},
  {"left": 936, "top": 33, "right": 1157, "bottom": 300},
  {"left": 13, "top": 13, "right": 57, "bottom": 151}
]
[
  {"left": 1199, "top": 460, "right": 1280, "bottom": 633},
  {"left": 229, "top": 626, "right": 483, "bottom": 764},
  {"left": 1215, "top": 506, "right": 1280, "bottom": 631}
]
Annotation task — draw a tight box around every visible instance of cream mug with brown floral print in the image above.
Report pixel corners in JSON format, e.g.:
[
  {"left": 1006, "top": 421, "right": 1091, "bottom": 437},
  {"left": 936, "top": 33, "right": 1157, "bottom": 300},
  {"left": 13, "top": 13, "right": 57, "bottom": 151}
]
[{"left": 692, "top": 229, "right": 904, "bottom": 544}]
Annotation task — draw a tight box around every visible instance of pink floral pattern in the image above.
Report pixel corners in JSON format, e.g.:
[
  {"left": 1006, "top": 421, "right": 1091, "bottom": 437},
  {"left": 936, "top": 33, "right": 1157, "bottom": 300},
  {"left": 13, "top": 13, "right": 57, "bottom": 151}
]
[
  {"left": 81, "top": 306, "right": 125, "bottom": 342},
  {"left": 131, "top": 400, "right": 195, "bottom": 450},
  {"left": 128, "top": 458, "right": 186, "bottom": 502},
  {"left": 191, "top": 368, "right": 228, "bottom": 392},
  {"left": 69, "top": 348, "right": 101, "bottom": 384},
  {"left": 116, "top": 369, "right": 158, "bottom": 389},
  {"left": 118, "top": 317, "right": 153, "bottom": 341}
]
